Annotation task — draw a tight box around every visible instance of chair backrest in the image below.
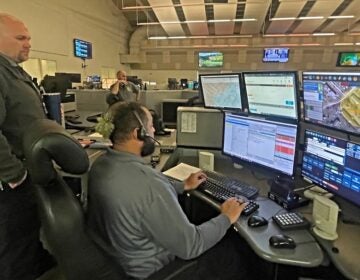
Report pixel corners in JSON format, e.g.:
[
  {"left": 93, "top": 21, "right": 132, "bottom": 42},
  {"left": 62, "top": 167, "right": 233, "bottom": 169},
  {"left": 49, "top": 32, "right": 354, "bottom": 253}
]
[{"left": 22, "top": 119, "right": 127, "bottom": 280}]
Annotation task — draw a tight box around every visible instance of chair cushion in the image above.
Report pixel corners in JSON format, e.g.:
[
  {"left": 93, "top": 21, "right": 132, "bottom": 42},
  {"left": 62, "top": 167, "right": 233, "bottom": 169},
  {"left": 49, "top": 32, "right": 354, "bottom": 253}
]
[{"left": 22, "top": 119, "right": 89, "bottom": 185}]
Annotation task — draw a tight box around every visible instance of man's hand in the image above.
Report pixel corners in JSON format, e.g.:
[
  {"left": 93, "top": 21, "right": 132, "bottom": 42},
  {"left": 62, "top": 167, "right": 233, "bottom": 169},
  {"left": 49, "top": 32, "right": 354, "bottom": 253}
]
[
  {"left": 183, "top": 171, "right": 207, "bottom": 191},
  {"left": 221, "top": 197, "right": 247, "bottom": 224}
]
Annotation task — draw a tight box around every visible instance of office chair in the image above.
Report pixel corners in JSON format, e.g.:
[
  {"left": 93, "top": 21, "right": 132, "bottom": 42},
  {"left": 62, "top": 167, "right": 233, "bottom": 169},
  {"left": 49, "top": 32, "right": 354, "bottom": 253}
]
[{"left": 22, "top": 119, "right": 196, "bottom": 280}]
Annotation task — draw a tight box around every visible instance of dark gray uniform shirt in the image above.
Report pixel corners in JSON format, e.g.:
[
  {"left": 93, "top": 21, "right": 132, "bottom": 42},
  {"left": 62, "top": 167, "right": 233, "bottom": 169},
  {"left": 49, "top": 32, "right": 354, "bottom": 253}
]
[
  {"left": 106, "top": 81, "right": 139, "bottom": 105},
  {"left": 86, "top": 149, "right": 231, "bottom": 279}
]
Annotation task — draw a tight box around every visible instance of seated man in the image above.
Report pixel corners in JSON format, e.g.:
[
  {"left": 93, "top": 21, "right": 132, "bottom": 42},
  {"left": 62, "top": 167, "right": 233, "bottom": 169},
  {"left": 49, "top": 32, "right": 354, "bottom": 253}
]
[{"left": 86, "top": 102, "right": 250, "bottom": 279}]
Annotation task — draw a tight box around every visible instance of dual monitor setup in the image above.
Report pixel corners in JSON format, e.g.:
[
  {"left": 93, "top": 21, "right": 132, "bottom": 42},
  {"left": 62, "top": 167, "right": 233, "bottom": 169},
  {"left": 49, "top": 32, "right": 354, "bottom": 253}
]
[{"left": 197, "top": 71, "right": 360, "bottom": 219}]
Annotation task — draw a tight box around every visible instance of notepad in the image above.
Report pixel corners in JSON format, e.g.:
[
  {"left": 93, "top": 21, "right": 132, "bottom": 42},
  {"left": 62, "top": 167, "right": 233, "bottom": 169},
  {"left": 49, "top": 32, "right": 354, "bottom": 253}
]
[{"left": 163, "top": 163, "right": 201, "bottom": 181}]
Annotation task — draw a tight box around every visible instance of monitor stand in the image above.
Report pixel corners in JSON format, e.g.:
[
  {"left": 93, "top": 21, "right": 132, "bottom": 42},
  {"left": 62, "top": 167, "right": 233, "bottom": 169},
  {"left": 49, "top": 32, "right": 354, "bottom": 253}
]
[{"left": 334, "top": 197, "right": 360, "bottom": 225}]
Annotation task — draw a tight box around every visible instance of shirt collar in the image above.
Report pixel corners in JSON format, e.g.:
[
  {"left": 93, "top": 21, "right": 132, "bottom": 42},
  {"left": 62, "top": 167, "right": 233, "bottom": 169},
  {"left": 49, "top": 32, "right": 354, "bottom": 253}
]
[{"left": 0, "top": 53, "right": 18, "bottom": 67}]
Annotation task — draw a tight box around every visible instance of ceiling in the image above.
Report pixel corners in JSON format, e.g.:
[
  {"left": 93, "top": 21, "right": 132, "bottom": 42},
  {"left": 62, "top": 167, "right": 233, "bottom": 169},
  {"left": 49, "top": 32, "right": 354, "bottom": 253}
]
[{"left": 114, "top": 0, "right": 360, "bottom": 39}]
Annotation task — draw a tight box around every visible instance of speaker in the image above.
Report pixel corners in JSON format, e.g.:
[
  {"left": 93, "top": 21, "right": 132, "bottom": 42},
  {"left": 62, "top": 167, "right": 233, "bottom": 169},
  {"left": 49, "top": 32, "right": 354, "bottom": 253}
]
[
  {"left": 199, "top": 151, "right": 214, "bottom": 171},
  {"left": 312, "top": 196, "right": 339, "bottom": 240}
]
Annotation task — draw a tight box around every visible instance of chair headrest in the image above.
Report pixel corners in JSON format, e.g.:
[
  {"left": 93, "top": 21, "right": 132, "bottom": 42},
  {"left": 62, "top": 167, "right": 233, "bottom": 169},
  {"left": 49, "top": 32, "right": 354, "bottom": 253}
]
[{"left": 23, "top": 119, "right": 89, "bottom": 185}]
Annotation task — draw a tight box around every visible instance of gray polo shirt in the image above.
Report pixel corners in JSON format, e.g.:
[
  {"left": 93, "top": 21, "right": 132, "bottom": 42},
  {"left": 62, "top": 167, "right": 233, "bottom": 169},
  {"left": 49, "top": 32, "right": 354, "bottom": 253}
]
[{"left": 86, "top": 149, "right": 231, "bottom": 279}]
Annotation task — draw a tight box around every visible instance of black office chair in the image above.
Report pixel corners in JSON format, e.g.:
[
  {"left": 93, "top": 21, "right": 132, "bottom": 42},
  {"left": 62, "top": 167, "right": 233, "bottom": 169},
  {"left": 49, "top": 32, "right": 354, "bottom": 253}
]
[{"left": 22, "top": 119, "right": 196, "bottom": 280}]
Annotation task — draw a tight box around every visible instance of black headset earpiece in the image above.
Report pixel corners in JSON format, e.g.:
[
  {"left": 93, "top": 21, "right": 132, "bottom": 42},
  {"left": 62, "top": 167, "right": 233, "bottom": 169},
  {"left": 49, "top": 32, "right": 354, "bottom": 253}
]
[{"left": 132, "top": 110, "right": 148, "bottom": 141}]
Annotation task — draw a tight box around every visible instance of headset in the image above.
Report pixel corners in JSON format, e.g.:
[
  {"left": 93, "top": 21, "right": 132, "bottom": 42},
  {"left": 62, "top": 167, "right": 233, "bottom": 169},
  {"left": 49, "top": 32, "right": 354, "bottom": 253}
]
[{"left": 132, "top": 110, "right": 148, "bottom": 140}]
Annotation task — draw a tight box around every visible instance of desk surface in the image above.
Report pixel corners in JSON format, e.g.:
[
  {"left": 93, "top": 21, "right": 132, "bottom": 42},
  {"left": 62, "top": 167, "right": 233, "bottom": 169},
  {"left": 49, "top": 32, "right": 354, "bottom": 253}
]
[{"left": 164, "top": 148, "right": 360, "bottom": 279}]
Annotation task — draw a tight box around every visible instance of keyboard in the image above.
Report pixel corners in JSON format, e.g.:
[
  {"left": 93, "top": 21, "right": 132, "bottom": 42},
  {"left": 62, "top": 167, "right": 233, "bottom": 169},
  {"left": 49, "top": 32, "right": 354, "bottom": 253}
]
[
  {"left": 272, "top": 212, "right": 310, "bottom": 230},
  {"left": 204, "top": 170, "right": 259, "bottom": 199}
]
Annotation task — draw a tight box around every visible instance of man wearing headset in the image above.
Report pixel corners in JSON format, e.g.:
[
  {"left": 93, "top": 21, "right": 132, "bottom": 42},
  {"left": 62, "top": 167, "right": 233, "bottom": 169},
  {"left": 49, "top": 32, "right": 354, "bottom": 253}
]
[{"left": 87, "top": 102, "right": 252, "bottom": 280}]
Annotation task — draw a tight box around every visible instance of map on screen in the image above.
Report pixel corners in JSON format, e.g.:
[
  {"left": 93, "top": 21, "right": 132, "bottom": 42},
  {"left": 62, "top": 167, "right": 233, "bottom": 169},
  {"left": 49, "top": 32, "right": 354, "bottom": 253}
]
[{"left": 199, "top": 74, "right": 242, "bottom": 110}]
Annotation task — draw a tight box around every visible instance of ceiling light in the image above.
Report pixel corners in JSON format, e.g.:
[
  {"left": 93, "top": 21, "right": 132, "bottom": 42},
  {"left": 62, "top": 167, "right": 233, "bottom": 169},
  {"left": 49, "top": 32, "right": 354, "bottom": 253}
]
[
  {"left": 233, "top": 18, "right": 257, "bottom": 22},
  {"left": 208, "top": 19, "right": 231, "bottom": 23},
  {"left": 334, "top": 43, "right": 354, "bottom": 46},
  {"left": 313, "top": 33, "right": 335, "bottom": 36},
  {"left": 328, "top": 15, "right": 355, "bottom": 19},
  {"left": 301, "top": 43, "right": 321, "bottom": 46},
  {"left": 148, "top": 34, "right": 253, "bottom": 40},
  {"left": 270, "top": 17, "right": 296, "bottom": 21},
  {"left": 298, "top": 16, "right": 324, "bottom": 20}
]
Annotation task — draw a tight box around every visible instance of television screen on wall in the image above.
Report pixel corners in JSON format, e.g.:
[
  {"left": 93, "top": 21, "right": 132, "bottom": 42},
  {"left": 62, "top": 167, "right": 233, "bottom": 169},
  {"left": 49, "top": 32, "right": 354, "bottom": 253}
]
[
  {"left": 73, "top": 38, "right": 92, "bottom": 59},
  {"left": 337, "top": 52, "right": 360, "bottom": 67},
  {"left": 198, "top": 51, "right": 223, "bottom": 68},
  {"left": 263, "top": 48, "right": 289, "bottom": 63}
]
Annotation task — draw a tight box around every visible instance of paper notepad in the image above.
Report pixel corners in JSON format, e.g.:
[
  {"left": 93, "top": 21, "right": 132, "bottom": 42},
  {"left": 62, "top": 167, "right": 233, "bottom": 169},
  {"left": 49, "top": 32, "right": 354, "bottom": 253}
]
[{"left": 163, "top": 163, "right": 201, "bottom": 181}]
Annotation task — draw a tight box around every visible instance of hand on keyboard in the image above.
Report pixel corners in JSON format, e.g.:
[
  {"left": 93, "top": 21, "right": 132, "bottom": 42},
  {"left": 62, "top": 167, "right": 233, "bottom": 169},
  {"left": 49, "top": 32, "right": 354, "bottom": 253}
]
[
  {"left": 221, "top": 197, "right": 247, "bottom": 224},
  {"left": 184, "top": 171, "right": 207, "bottom": 191}
]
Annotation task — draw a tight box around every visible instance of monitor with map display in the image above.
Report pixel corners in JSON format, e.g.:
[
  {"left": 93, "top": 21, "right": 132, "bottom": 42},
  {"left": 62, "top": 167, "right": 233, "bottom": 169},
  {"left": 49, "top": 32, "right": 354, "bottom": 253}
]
[
  {"left": 302, "top": 71, "right": 360, "bottom": 135},
  {"left": 199, "top": 73, "right": 243, "bottom": 111},
  {"left": 243, "top": 71, "right": 299, "bottom": 120}
]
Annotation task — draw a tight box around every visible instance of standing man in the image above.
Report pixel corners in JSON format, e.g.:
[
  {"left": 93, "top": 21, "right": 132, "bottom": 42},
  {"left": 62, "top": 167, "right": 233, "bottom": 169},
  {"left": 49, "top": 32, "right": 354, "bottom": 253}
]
[
  {"left": 0, "top": 13, "right": 56, "bottom": 279},
  {"left": 87, "top": 102, "right": 251, "bottom": 279},
  {"left": 106, "top": 70, "right": 140, "bottom": 105}
]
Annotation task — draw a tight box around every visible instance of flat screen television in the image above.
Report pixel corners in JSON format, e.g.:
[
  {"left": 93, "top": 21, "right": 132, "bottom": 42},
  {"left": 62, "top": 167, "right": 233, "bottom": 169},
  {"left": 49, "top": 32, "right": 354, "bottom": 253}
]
[
  {"left": 199, "top": 73, "right": 243, "bottom": 111},
  {"left": 337, "top": 52, "right": 360, "bottom": 67},
  {"left": 223, "top": 113, "right": 298, "bottom": 176},
  {"left": 263, "top": 48, "right": 289, "bottom": 63},
  {"left": 243, "top": 71, "right": 299, "bottom": 120},
  {"left": 198, "top": 51, "right": 223, "bottom": 68},
  {"left": 302, "top": 71, "right": 360, "bottom": 135},
  {"left": 73, "top": 38, "right": 92, "bottom": 59},
  {"left": 301, "top": 130, "right": 360, "bottom": 208}
]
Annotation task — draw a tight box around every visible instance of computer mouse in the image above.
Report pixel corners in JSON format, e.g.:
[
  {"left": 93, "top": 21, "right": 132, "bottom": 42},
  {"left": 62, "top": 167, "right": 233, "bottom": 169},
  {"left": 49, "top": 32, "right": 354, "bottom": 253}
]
[
  {"left": 247, "top": 215, "right": 268, "bottom": 228},
  {"left": 269, "top": 234, "right": 296, "bottom": 249}
]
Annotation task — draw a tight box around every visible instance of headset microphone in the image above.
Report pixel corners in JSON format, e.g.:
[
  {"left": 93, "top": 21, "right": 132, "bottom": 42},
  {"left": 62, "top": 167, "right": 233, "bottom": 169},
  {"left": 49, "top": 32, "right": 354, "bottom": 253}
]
[{"left": 132, "top": 110, "right": 161, "bottom": 146}]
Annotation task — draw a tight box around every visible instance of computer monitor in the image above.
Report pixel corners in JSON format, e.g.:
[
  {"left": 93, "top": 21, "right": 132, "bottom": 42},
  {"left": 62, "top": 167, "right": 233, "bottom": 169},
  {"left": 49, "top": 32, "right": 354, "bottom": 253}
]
[
  {"left": 301, "top": 130, "right": 360, "bottom": 208},
  {"left": 41, "top": 75, "right": 72, "bottom": 101},
  {"left": 302, "top": 71, "right": 360, "bottom": 135},
  {"left": 243, "top": 71, "right": 299, "bottom": 120},
  {"left": 223, "top": 113, "right": 298, "bottom": 176},
  {"left": 55, "top": 72, "right": 81, "bottom": 83},
  {"left": 161, "top": 99, "right": 188, "bottom": 128},
  {"left": 199, "top": 73, "right": 243, "bottom": 111}
]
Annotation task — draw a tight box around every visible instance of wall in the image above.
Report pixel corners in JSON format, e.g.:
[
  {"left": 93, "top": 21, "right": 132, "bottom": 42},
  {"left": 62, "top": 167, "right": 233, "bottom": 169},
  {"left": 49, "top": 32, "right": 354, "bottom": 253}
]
[{"left": 1, "top": 0, "right": 132, "bottom": 80}]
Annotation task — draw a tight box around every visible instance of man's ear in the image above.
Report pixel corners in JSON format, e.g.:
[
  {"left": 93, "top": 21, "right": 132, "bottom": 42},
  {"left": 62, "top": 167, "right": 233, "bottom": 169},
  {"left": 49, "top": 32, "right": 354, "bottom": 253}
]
[{"left": 131, "top": 127, "right": 139, "bottom": 140}]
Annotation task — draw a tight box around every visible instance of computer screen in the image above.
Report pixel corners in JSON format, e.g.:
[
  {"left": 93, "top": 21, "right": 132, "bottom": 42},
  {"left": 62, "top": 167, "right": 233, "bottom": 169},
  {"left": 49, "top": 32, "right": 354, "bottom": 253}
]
[
  {"left": 302, "top": 72, "right": 360, "bottom": 135},
  {"left": 263, "top": 48, "right": 290, "bottom": 63},
  {"left": 161, "top": 99, "right": 188, "bottom": 128},
  {"left": 198, "top": 51, "right": 223, "bottom": 68},
  {"left": 243, "top": 71, "right": 298, "bottom": 120},
  {"left": 73, "top": 38, "right": 92, "bottom": 59},
  {"left": 223, "top": 113, "right": 298, "bottom": 176},
  {"left": 199, "top": 73, "right": 243, "bottom": 111},
  {"left": 55, "top": 72, "right": 81, "bottom": 83},
  {"left": 301, "top": 130, "right": 360, "bottom": 208},
  {"left": 337, "top": 52, "right": 360, "bottom": 67}
]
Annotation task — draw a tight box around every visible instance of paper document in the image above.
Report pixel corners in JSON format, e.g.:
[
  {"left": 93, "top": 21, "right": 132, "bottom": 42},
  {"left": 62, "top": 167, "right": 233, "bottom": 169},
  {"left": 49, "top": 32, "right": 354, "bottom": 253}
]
[{"left": 163, "top": 163, "right": 201, "bottom": 181}]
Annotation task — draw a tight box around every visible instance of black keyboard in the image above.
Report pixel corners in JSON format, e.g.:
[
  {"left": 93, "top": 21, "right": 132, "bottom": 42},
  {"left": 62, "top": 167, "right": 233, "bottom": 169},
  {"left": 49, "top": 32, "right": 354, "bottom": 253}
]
[
  {"left": 204, "top": 170, "right": 259, "bottom": 199},
  {"left": 272, "top": 212, "right": 310, "bottom": 230},
  {"left": 198, "top": 177, "right": 259, "bottom": 216}
]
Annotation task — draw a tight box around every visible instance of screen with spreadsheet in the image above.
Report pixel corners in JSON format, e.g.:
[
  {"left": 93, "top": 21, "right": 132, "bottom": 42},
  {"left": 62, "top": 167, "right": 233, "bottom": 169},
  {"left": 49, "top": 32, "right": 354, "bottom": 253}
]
[
  {"left": 302, "top": 72, "right": 360, "bottom": 135},
  {"left": 223, "top": 113, "right": 298, "bottom": 176},
  {"left": 301, "top": 130, "right": 360, "bottom": 208},
  {"left": 199, "top": 73, "right": 243, "bottom": 111},
  {"left": 243, "top": 71, "right": 298, "bottom": 120}
]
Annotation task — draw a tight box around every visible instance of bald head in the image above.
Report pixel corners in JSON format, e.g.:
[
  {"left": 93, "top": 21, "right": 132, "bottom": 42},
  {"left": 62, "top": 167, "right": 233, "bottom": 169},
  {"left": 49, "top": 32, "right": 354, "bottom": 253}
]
[{"left": 0, "top": 13, "right": 31, "bottom": 63}]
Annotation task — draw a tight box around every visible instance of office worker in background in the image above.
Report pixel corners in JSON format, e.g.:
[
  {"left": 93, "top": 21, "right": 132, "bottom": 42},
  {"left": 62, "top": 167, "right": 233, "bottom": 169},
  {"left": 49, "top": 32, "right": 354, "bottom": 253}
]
[
  {"left": 87, "top": 101, "right": 252, "bottom": 280},
  {"left": 106, "top": 70, "right": 140, "bottom": 105},
  {"left": 0, "top": 13, "right": 56, "bottom": 279}
]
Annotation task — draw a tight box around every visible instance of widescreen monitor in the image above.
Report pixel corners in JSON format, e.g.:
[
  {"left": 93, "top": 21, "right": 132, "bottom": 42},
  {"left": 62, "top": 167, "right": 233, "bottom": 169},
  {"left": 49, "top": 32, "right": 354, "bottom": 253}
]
[
  {"left": 302, "top": 72, "right": 360, "bottom": 135},
  {"left": 337, "top": 52, "right": 360, "bottom": 67},
  {"left": 263, "top": 48, "right": 289, "bottom": 63},
  {"left": 223, "top": 113, "right": 298, "bottom": 176},
  {"left": 301, "top": 130, "right": 360, "bottom": 208},
  {"left": 199, "top": 73, "right": 243, "bottom": 111},
  {"left": 243, "top": 71, "right": 299, "bottom": 120},
  {"left": 198, "top": 51, "right": 223, "bottom": 68},
  {"left": 73, "top": 38, "right": 92, "bottom": 59}
]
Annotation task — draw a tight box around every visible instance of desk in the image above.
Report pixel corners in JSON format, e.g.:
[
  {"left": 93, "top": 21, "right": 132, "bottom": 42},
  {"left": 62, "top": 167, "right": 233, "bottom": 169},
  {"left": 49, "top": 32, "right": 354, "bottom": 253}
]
[
  {"left": 163, "top": 147, "right": 360, "bottom": 279},
  {"left": 65, "top": 110, "right": 103, "bottom": 130}
]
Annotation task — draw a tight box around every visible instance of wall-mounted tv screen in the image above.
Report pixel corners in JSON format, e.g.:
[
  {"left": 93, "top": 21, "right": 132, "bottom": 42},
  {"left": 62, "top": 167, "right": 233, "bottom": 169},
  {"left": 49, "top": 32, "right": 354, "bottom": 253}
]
[
  {"left": 263, "top": 48, "right": 289, "bottom": 63},
  {"left": 302, "top": 71, "right": 360, "bottom": 135},
  {"left": 73, "top": 38, "right": 92, "bottom": 59},
  {"left": 337, "top": 52, "right": 360, "bottom": 67},
  {"left": 199, "top": 51, "right": 223, "bottom": 68}
]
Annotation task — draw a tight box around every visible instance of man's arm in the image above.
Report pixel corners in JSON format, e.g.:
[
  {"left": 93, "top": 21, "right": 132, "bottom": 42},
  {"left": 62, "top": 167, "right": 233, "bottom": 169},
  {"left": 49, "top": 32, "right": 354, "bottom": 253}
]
[{"left": 129, "top": 82, "right": 140, "bottom": 101}]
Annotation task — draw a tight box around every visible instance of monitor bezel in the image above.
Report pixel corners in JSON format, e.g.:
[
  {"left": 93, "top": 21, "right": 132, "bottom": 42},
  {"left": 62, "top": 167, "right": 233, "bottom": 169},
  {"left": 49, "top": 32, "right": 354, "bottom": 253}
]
[
  {"left": 242, "top": 71, "right": 300, "bottom": 121},
  {"left": 262, "top": 48, "right": 290, "bottom": 63},
  {"left": 199, "top": 72, "right": 244, "bottom": 111},
  {"left": 73, "top": 38, "right": 92, "bottom": 60},
  {"left": 301, "top": 129, "right": 360, "bottom": 208},
  {"left": 336, "top": 52, "right": 360, "bottom": 67},
  {"left": 302, "top": 71, "right": 360, "bottom": 136},
  {"left": 222, "top": 113, "right": 299, "bottom": 177},
  {"left": 198, "top": 51, "right": 224, "bottom": 68}
]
